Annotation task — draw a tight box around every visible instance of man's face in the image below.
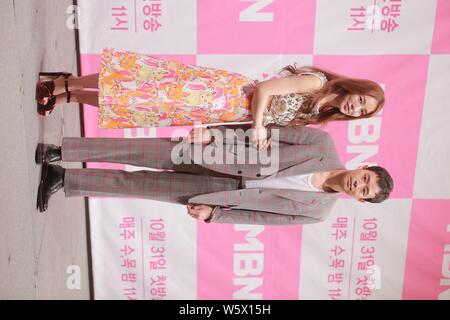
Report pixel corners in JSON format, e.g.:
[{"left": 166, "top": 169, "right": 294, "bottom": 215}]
[{"left": 340, "top": 167, "right": 381, "bottom": 202}]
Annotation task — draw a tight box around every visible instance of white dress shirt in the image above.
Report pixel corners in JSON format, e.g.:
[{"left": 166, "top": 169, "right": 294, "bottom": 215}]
[{"left": 245, "top": 173, "right": 323, "bottom": 192}]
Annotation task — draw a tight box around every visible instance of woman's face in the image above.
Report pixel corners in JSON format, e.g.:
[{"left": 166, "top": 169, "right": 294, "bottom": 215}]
[{"left": 338, "top": 94, "right": 379, "bottom": 118}]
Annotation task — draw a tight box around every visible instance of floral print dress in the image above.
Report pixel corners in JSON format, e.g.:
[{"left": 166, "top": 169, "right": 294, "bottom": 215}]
[{"left": 98, "top": 47, "right": 257, "bottom": 128}]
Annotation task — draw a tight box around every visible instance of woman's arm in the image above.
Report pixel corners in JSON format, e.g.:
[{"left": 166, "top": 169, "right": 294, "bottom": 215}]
[{"left": 250, "top": 89, "right": 272, "bottom": 129}]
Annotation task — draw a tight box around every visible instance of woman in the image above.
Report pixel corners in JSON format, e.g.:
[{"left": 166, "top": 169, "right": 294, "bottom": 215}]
[{"left": 36, "top": 48, "right": 384, "bottom": 141}]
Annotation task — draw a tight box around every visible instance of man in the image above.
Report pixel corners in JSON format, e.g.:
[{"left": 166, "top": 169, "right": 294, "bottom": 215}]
[{"left": 35, "top": 125, "right": 393, "bottom": 225}]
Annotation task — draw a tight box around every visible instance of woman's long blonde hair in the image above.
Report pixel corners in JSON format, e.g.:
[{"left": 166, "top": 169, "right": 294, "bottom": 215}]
[{"left": 276, "top": 63, "right": 385, "bottom": 126}]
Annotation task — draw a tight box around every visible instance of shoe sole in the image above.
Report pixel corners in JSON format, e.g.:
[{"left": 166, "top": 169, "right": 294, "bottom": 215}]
[
  {"left": 35, "top": 143, "right": 43, "bottom": 164},
  {"left": 35, "top": 83, "right": 41, "bottom": 101},
  {"left": 37, "top": 163, "right": 49, "bottom": 213}
]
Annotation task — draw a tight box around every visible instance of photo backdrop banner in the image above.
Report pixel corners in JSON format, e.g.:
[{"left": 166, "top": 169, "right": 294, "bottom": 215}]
[{"left": 74, "top": 0, "right": 450, "bottom": 300}]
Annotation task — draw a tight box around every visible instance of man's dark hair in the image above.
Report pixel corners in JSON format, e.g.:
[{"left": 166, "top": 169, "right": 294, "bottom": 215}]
[{"left": 365, "top": 166, "right": 394, "bottom": 203}]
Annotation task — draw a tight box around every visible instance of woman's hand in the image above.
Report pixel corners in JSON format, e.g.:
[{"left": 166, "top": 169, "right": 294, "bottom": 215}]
[
  {"left": 184, "top": 127, "right": 212, "bottom": 144},
  {"left": 251, "top": 125, "right": 271, "bottom": 150}
]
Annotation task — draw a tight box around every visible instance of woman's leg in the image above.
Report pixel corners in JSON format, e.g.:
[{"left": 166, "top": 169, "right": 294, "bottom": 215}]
[
  {"left": 68, "top": 73, "right": 99, "bottom": 90},
  {"left": 53, "top": 90, "right": 99, "bottom": 107},
  {"left": 50, "top": 73, "right": 100, "bottom": 96},
  {"left": 70, "top": 90, "right": 99, "bottom": 107}
]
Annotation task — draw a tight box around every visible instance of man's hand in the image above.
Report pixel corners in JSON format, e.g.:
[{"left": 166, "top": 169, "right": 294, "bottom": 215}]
[
  {"left": 187, "top": 204, "right": 213, "bottom": 221},
  {"left": 184, "top": 127, "right": 212, "bottom": 144}
]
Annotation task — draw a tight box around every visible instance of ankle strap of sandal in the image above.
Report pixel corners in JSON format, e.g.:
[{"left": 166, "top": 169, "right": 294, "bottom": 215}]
[{"left": 64, "top": 76, "right": 70, "bottom": 94}]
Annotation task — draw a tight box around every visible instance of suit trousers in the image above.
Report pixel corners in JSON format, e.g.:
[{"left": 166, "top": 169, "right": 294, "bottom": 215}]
[{"left": 61, "top": 137, "right": 241, "bottom": 205}]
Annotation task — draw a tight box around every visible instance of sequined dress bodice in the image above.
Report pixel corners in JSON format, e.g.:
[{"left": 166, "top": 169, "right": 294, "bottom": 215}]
[{"left": 262, "top": 71, "right": 328, "bottom": 126}]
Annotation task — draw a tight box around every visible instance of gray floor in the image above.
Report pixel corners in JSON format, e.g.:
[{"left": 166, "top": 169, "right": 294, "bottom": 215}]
[{"left": 0, "top": 0, "right": 91, "bottom": 299}]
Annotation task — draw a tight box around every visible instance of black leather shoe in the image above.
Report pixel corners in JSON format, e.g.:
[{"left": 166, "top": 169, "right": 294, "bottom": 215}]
[
  {"left": 35, "top": 143, "right": 62, "bottom": 164},
  {"left": 37, "top": 163, "right": 65, "bottom": 212}
]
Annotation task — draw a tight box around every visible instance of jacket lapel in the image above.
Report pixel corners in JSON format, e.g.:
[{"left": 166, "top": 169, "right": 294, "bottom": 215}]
[{"left": 273, "top": 157, "right": 343, "bottom": 178}]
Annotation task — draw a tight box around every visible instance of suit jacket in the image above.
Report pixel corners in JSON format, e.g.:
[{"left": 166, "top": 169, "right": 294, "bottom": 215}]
[{"left": 183, "top": 124, "right": 344, "bottom": 225}]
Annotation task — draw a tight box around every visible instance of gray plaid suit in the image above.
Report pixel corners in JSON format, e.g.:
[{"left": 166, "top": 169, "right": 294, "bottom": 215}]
[{"left": 61, "top": 125, "right": 344, "bottom": 225}]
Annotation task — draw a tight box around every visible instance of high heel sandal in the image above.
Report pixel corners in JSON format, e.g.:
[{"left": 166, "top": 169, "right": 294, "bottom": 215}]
[{"left": 36, "top": 72, "right": 72, "bottom": 116}]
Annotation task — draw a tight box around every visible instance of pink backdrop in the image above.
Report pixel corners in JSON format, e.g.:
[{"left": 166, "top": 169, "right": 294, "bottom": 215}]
[{"left": 74, "top": 0, "right": 450, "bottom": 300}]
